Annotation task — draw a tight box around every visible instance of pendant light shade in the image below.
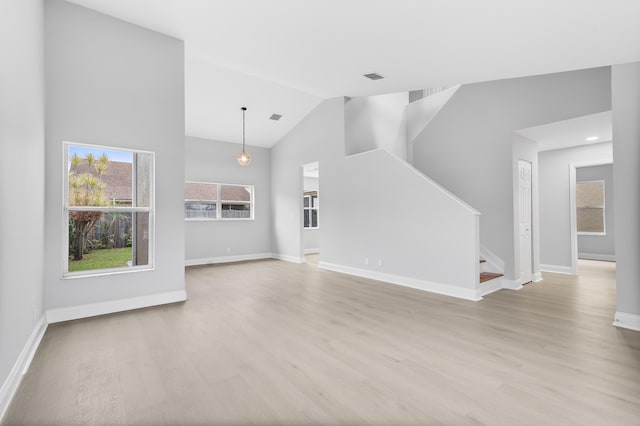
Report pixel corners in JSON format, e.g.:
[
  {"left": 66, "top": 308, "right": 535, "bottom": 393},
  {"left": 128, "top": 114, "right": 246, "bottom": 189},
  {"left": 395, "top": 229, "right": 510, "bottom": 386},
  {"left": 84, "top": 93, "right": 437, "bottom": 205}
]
[{"left": 237, "top": 107, "right": 252, "bottom": 166}]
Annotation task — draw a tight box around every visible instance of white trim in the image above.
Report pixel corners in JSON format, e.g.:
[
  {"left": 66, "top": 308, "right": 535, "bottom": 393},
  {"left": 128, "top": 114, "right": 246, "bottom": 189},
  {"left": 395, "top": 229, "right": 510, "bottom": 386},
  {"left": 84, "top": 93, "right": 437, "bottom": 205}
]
[
  {"left": 304, "top": 248, "right": 320, "bottom": 254},
  {"left": 478, "top": 277, "right": 503, "bottom": 297},
  {"left": 501, "top": 278, "right": 524, "bottom": 291},
  {"left": 271, "top": 253, "right": 306, "bottom": 264},
  {"left": 46, "top": 290, "right": 187, "bottom": 323},
  {"left": 540, "top": 264, "right": 575, "bottom": 275},
  {"left": 578, "top": 252, "right": 616, "bottom": 261},
  {"left": 0, "top": 317, "right": 47, "bottom": 423},
  {"left": 532, "top": 272, "right": 543, "bottom": 282},
  {"left": 185, "top": 253, "right": 272, "bottom": 266},
  {"left": 318, "top": 261, "right": 481, "bottom": 301},
  {"left": 613, "top": 312, "right": 640, "bottom": 332}
]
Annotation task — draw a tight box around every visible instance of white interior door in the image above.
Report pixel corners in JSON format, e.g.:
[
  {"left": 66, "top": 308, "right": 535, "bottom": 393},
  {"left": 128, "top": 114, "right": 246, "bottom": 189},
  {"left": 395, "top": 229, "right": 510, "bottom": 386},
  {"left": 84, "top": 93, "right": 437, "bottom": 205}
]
[{"left": 519, "top": 160, "right": 532, "bottom": 284}]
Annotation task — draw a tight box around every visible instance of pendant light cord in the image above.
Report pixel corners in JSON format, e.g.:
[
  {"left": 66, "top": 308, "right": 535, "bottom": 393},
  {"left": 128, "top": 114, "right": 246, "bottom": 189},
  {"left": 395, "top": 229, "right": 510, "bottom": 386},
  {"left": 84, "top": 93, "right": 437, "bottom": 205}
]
[{"left": 242, "top": 107, "right": 246, "bottom": 153}]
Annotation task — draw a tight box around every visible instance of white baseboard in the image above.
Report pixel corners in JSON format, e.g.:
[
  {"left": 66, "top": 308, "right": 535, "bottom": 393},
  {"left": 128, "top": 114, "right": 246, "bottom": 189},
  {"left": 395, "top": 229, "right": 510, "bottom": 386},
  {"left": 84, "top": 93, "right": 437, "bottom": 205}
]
[
  {"left": 540, "top": 264, "right": 575, "bottom": 275},
  {"left": 304, "top": 248, "right": 320, "bottom": 255},
  {"left": 319, "top": 262, "right": 481, "bottom": 301},
  {"left": 578, "top": 253, "right": 616, "bottom": 262},
  {"left": 271, "top": 253, "right": 305, "bottom": 264},
  {"left": 613, "top": 311, "right": 640, "bottom": 332},
  {"left": 532, "top": 272, "right": 543, "bottom": 282},
  {"left": 501, "top": 278, "right": 523, "bottom": 291},
  {"left": 46, "top": 290, "right": 187, "bottom": 324},
  {"left": 0, "top": 317, "right": 48, "bottom": 422},
  {"left": 185, "top": 253, "right": 272, "bottom": 266}
]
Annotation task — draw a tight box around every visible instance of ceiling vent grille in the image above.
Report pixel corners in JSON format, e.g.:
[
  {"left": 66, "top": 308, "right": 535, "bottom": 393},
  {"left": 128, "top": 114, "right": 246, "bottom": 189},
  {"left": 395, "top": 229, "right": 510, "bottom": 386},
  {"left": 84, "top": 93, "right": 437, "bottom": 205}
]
[
  {"left": 269, "top": 114, "right": 282, "bottom": 121},
  {"left": 363, "top": 72, "right": 384, "bottom": 80}
]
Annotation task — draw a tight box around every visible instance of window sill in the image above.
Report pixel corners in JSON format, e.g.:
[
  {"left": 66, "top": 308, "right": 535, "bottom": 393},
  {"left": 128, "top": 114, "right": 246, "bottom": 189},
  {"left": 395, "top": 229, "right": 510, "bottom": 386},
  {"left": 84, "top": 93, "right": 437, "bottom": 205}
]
[{"left": 578, "top": 232, "right": 606, "bottom": 236}]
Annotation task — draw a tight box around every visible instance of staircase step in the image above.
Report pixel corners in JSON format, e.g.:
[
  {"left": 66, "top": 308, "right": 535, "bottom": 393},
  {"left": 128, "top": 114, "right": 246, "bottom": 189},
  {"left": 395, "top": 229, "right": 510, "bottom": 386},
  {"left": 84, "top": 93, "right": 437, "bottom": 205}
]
[{"left": 480, "top": 272, "right": 503, "bottom": 283}]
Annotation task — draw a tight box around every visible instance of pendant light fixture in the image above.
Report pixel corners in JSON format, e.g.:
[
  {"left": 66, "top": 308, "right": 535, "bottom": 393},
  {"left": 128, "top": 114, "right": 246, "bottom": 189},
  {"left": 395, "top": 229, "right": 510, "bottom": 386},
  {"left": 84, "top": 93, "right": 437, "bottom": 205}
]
[{"left": 236, "top": 106, "right": 252, "bottom": 166}]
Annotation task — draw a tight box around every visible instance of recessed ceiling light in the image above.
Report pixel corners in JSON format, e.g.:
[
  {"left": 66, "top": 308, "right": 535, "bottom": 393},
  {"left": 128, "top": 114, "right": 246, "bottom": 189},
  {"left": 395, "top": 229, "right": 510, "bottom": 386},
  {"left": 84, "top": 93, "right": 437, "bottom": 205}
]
[
  {"left": 586, "top": 136, "right": 599, "bottom": 141},
  {"left": 269, "top": 113, "right": 282, "bottom": 121},
  {"left": 363, "top": 72, "right": 384, "bottom": 80}
]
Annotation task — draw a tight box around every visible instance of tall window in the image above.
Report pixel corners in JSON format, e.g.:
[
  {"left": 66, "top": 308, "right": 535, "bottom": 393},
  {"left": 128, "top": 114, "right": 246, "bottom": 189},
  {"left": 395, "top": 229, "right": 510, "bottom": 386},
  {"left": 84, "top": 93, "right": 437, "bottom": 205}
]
[
  {"left": 303, "top": 191, "right": 319, "bottom": 229},
  {"left": 185, "top": 182, "right": 254, "bottom": 220},
  {"left": 64, "top": 143, "right": 154, "bottom": 276},
  {"left": 576, "top": 180, "right": 605, "bottom": 234}
]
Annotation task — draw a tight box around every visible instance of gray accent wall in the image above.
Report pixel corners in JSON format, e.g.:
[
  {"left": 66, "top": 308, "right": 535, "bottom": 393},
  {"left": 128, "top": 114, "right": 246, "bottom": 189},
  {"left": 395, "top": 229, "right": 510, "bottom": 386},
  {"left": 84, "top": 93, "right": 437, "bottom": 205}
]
[
  {"left": 576, "top": 164, "right": 615, "bottom": 259},
  {"left": 44, "top": 0, "right": 185, "bottom": 309},
  {"left": 538, "top": 142, "right": 613, "bottom": 271},
  {"left": 612, "top": 62, "right": 640, "bottom": 323},
  {"left": 0, "top": 0, "right": 45, "bottom": 402},
  {"left": 412, "top": 67, "right": 611, "bottom": 281},
  {"left": 185, "top": 136, "right": 271, "bottom": 262}
]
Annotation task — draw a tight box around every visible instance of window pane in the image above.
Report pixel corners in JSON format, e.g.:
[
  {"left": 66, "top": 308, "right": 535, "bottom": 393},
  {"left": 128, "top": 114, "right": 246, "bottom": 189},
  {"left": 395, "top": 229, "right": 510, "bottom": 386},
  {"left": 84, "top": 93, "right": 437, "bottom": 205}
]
[
  {"left": 576, "top": 181, "right": 604, "bottom": 207},
  {"left": 221, "top": 184, "right": 251, "bottom": 202},
  {"left": 132, "top": 212, "right": 151, "bottom": 267},
  {"left": 185, "top": 182, "right": 217, "bottom": 202},
  {"left": 304, "top": 210, "right": 310, "bottom": 228},
  {"left": 135, "top": 152, "right": 153, "bottom": 208},
  {"left": 221, "top": 203, "right": 251, "bottom": 219},
  {"left": 312, "top": 195, "right": 319, "bottom": 208},
  {"left": 304, "top": 196, "right": 310, "bottom": 208},
  {"left": 577, "top": 207, "right": 604, "bottom": 233},
  {"left": 185, "top": 202, "right": 216, "bottom": 219},
  {"left": 311, "top": 209, "right": 318, "bottom": 227},
  {"left": 68, "top": 146, "right": 134, "bottom": 207},
  {"left": 68, "top": 211, "right": 131, "bottom": 272}
]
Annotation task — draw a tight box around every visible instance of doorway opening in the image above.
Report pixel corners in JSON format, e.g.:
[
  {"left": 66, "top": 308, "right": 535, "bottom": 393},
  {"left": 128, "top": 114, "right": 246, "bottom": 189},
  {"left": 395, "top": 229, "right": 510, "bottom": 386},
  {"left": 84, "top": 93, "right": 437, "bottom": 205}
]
[{"left": 302, "top": 162, "right": 320, "bottom": 265}]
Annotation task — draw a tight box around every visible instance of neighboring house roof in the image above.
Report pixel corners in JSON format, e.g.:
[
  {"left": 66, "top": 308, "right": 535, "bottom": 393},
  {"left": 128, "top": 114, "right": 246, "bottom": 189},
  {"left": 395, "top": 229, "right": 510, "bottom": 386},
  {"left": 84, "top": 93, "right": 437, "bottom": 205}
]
[
  {"left": 185, "top": 182, "right": 250, "bottom": 202},
  {"left": 70, "top": 160, "right": 132, "bottom": 201}
]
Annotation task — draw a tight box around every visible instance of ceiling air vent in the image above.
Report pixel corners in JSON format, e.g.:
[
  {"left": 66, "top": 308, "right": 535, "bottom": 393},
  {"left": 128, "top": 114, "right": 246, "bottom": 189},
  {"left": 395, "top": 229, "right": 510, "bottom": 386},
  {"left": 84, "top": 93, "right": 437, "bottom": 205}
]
[
  {"left": 363, "top": 72, "right": 384, "bottom": 80},
  {"left": 269, "top": 113, "right": 282, "bottom": 121}
]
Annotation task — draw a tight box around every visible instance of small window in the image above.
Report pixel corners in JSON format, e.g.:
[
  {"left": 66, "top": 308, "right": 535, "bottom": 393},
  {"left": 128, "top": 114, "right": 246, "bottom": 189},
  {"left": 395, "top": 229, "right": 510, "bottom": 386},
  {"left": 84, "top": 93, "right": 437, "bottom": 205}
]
[
  {"left": 304, "top": 191, "right": 319, "bottom": 229},
  {"left": 185, "top": 182, "right": 253, "bottom": 221},
  {"left": 576, "top": 180, "right": 605, "bottom": 235},
  {"left": 64, "top": 143, "right": 154, "bottom": 276}
]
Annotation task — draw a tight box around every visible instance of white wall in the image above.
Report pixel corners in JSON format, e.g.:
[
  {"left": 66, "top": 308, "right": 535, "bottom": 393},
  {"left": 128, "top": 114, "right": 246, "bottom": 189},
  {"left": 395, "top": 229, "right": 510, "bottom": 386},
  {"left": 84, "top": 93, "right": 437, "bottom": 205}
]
[
  {"left": 0, "top": 0, "right": 45, "bottom": 415},
  {"left": 303, "top": 176, "right": 319, "bottom": 252},
  {"left": 185, "top": 136, "right": 271, "bottom": 263},
  {"left": 44, "top": 0, "right": 185, "bottom": 314},
  {"left": 272, "top": 99, "right": 480, "bottom": 299},
  {"left": 322, "top": 149, "right": 480, "bottom": 300},
  {"left": 345, "top": 93, "right": 408, "bottom": 159},
  {"left": 412, "top": 67, "right": 611, "bottom": 281},
  {"left": 576, "top": 164, "right": 615, "bottom": 260},
  {"left": 612, "top": 62, "right": 640, "bottom": 330},
  {"left": 538, "top": 142, "right": 613, "bottom": 272}
]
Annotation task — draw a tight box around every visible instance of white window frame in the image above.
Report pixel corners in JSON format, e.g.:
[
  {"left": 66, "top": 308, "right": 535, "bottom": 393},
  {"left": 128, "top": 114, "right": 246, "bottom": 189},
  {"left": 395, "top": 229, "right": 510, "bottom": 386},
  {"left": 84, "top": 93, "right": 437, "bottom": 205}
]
[
  {"left": 576, "top": 179, "right": 606, "bottom": 236},
  {"left": 303, "top": 191, "right": 319, "bottom": 229},
  {"left": 63, "top": 142, "right": 155, "bottom": 278},
  {"left": 185, "top": 181, "right": 254, "bottom": 221}
]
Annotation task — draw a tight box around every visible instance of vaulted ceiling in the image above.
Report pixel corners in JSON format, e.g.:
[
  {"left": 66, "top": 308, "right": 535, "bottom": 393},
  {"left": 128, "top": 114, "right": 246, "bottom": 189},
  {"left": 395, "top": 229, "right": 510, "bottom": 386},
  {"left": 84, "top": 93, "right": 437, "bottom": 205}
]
[{"left": 67, "top": 0, "right": 640, "bottom": 147}]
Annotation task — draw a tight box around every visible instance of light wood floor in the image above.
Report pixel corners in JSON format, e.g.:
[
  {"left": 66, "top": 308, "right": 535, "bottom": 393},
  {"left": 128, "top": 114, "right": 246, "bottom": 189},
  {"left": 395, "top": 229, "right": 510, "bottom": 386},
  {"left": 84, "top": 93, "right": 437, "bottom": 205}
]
[{"left": 4, "top": 257, "right": 640, "bottom": 425}]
